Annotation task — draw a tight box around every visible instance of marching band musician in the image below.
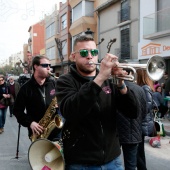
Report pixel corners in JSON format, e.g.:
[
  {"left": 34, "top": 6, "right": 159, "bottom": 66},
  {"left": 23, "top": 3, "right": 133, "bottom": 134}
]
[
  {"left": 13, "top": 55, "right": 60, "bottom": 141},
  {"left": 56, "top": 35, "right": 138, "bottom": 170}
]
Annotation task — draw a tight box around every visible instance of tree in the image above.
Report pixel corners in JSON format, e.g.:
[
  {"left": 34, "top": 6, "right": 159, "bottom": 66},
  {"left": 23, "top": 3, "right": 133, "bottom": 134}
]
[{"left": 55, "top": 38, "right": 64, "bottom": 74}]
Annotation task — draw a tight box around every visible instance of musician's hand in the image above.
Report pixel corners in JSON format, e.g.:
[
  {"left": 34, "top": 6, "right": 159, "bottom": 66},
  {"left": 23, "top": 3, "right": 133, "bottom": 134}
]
[
  {"left": 3, "top": 94, "right": 10, "bottom": 98},
  {"left": 100, "top": 54, "right": 119, "bottom": 78},
  {"left": 30, "top": 121, "right": 44, "bottom": 135},
  {"left": 94, "top": 54, "right": 119, "bottom": 86},
  {"left": 55, "top": 103, "right": 58, "bottom": 108},
  {"left": 112, "top": 67, "right": 128, "bottom": 77}
]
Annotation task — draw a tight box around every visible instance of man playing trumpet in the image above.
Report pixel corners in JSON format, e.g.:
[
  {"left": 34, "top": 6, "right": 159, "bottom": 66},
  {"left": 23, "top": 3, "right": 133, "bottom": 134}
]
[{"left": 56, "top": 35, "right": 138, "bottom": 170}]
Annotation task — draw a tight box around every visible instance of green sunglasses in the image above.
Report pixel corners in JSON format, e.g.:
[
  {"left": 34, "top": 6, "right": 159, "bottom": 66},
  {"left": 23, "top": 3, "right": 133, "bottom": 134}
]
[{"left": 75, "top": 49, "right": 99, "bottom": 57}]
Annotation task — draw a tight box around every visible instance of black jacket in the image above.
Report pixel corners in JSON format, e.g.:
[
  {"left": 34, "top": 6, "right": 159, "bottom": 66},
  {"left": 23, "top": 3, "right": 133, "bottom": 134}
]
[
  {"left": 117, "top": 81, "right": 147, "bottom": 144},
  {"left": 56, "top": 64, "right": 138, "bottom": 165},
  {"left": 141, "top": 85, "right": 155, "bottom": 136},
  {"left": 0, "top": 82, "right": 10, "bottom": 100},
  {"left": 13, "top": 75, "right": 56, "bottom": 137}
]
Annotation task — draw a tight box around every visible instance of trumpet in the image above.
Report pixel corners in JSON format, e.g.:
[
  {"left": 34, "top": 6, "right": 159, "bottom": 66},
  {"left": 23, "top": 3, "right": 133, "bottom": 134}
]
[{"left": 89, "top": 55, "right": 166, "bottom": 81}]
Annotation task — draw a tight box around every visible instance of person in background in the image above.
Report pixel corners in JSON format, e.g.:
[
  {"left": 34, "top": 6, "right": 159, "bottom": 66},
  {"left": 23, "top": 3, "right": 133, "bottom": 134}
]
[
  {"left": 117, "top": 80, "right": 147, "bottom": 170},
  {"left": 136, "top": 69, "right": 156, "bottom": 170},
  {"left": 153, "top": 81, "right": 160, "bottom": 91},
  {"left": 0, "top": 75, "right": 11, "bottom": 134},
  {"left": 162, "top": 72, "right": 170, "bottom": 107},
  {"left": 56, "top": 35, "right": 138, "bottom": 170},
  {"left": 153, "top": 85, "right": 168, "bottom": 118},
  {"left": 8, "top": 76, "right": 20, "bottom": 117},
  {"left": 13, "top": 55, "right": 60, "bottom": 141}
]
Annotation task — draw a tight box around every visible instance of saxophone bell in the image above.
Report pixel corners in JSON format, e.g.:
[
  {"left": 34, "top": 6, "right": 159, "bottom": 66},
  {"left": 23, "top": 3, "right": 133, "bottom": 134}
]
[{"left": 55, "top": 114, "right": 64, "bottom": 129}]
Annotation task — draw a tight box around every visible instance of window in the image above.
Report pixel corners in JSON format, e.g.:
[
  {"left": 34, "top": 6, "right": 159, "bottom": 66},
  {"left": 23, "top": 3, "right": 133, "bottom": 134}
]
[
  {"left": 46, "top": 22, "right": 55, "bottom": 39},
  {"left": 120, "top": 0, "right": 130, "bottom": 22},
  {"left": 72, "top": 1, "right": 94, "bottom": 22},
  {"left": 120, "top": 26, "right": 130, "bottom": 59},
  {"left": 46, "top": 46, "right": 55, "bottom": 60},
  {"left": 73, "top": 2, "right": 82, "bottom": 21},
  {"left": 62, "top": 40, "right": 67, "bottom": 56},
  {"left": 61, "top": 13, "right": 67, "bottom": 30}
]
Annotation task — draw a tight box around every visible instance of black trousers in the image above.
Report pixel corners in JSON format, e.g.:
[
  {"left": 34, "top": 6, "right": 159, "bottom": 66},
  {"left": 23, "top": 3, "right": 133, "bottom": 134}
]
[
  {"left": 9, "top": 104, "right": 14, "bottom": 116},
  {"left": 137, "top": 135, "right": 147, "bottom": 170},
  {"left": 158, "top": 104, "right": 168, "bottom": 118}
]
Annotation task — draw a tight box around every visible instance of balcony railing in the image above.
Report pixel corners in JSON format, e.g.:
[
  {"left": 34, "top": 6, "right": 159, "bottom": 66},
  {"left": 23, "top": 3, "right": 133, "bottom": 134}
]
[{"left": 143, "top": 7, "right": 170, "bottom": 39}]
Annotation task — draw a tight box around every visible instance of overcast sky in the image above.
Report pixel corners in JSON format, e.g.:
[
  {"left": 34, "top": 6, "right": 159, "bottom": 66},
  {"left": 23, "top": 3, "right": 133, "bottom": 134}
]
[{"left": 0, "top": 0, "right": 59, "bottom": 63}]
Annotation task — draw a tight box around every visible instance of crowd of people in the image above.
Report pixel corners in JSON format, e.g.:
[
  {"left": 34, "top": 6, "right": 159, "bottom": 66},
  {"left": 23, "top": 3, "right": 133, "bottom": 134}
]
[{"left": 0, "top": 35, "right": 170, "bottom": 170}]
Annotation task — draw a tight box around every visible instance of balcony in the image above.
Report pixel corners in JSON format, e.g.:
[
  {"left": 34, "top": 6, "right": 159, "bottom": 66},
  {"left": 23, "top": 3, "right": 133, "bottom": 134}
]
[{"left": 143, "top": 8, "right": 170, "bottom": 39}]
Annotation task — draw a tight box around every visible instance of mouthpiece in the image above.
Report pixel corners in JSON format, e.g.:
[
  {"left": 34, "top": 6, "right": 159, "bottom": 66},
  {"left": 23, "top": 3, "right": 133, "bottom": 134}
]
[
  {"left": 48, "top": 72, "right": 58, "bottom": 79},
  {"left": 88, "top": 61, "right": 100, "bottom": 65}
]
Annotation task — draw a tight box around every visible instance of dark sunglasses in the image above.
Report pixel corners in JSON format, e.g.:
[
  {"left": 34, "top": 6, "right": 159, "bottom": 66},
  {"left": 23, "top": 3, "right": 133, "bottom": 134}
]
[
  {"left": 39, "top": 64, "right": 51, "bottom": 68},
  {"left": 75, "top": 49, "right": 99, "bottom": 57}
]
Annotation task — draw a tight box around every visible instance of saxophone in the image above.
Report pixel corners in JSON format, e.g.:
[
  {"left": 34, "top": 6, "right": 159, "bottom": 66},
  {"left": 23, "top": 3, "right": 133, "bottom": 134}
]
[{"left": 30, "top": 96, "right": 64, "bottom": 142}]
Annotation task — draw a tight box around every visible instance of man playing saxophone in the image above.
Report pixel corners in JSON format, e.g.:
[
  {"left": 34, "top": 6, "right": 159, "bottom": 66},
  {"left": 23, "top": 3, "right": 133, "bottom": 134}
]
[{"left": 13, "top": 55, "right": 60, "bottom": 141}]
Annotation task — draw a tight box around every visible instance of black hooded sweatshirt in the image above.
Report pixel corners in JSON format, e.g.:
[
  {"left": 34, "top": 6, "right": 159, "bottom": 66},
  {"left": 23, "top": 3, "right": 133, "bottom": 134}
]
[{"left": 56, "top": 64, "right": 138, "bottom": 165}]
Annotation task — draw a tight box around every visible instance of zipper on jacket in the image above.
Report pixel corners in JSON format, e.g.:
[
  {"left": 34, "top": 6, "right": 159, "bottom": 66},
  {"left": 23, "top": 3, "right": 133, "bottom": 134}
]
[{"left": 96, "top": 101, "right": 105, "bottom": 161}]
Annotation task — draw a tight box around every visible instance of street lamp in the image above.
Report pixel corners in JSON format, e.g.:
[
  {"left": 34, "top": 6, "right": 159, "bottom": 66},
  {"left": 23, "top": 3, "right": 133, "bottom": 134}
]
[{"left": 85, "top": 28, "right": 94, "bottom": 36}]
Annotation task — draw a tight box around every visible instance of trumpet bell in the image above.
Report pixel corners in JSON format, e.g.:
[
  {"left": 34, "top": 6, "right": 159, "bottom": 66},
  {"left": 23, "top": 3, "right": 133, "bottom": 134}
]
[{"left": 147, "top": 55, "right": 166, "bottom": 81}]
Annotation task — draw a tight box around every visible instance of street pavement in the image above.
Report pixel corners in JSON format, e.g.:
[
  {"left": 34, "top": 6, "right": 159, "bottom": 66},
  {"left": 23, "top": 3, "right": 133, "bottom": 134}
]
[{"left": 0, "top": 108, "right": 170, "bottom": 170}]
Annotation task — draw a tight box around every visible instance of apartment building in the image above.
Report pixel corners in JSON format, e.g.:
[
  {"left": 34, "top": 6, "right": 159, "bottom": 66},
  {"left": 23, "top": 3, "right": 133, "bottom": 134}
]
[
  {"left": 45, "top": 5, "right": 59, "bottom": 76},
  {"left": 138, "top": 0, "right": 170, "bottom": 74},
  {"left": 94, "top": 0, "right": 139, "bottom": 62},
  {"left": 57, "top": 0, "right": 72, "bottom": 75},
  {"left": 28, "top": 22, "right": 45, "bottom": 57},
  {"left": 44, "top": 1, "right": 72, "bottom": 76},
  {"left": 24, "top": 21, "right": 45, "bottom": 74}
]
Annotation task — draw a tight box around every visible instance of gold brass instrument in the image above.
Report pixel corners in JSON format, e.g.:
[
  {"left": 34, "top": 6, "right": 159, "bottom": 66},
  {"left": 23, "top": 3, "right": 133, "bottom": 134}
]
[
  {"left": 30, "top": 97, "right": 64, "bottom": 142},
  {"left": 89, "top": 55, "right": 166, "bottom": 81}
]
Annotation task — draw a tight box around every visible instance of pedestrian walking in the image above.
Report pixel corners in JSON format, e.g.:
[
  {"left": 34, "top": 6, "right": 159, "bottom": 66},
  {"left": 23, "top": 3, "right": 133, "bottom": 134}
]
[
  {"left": 8, "top": 76, "right": 20, "bottom": 117},
  {"left": 0, "top": 75, "right": 11, "bottom": 133}
]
